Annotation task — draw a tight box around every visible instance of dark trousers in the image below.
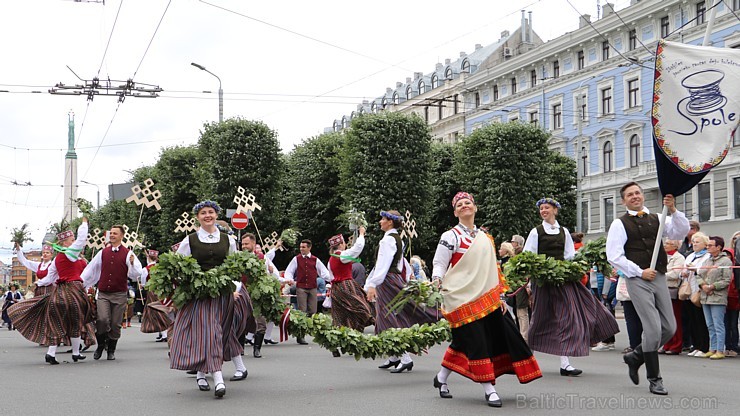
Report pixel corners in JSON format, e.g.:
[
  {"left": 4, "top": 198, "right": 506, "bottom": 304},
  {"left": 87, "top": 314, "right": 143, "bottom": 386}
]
[
  {"left": 725, "top": 309, "right": 739, "bottom": 352},
  {"left": 683, "top": 300, "right": 709, "bottom": 352},
  {"left": 621, "top": 300, "right": 643, "bottom": 349}
]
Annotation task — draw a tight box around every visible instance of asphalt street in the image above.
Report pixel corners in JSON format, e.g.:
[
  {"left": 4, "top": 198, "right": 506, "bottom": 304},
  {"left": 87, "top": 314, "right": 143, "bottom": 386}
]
[{"left": 0, "top": 318, "right": 737, "bottom": 416}]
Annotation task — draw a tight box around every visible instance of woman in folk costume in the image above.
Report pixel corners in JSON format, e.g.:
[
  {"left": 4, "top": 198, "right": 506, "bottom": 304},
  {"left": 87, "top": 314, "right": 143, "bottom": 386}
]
[
  {"left": 327, "top": 226, "right": 374, "bottom": 357},
  {"left": 14, "top": 243, "right": 55, "bottom": 297},
  {"left": 8, "top": 219, "right": 93, "bottom": 364},
  {"left": 141, "top": 249, "right": 173, "bottom": 342},
  {"left": 524, "top": 198, "right": 619, "bottom": 376},
  {"left": 365, "top": 210, "right": 440, "bottom": 373},
  {"left": 432, "top": 192, "right": 541, "bottom": 408},
  {"left": 170, "top": 201, "right": 238, "bottom": 398}
]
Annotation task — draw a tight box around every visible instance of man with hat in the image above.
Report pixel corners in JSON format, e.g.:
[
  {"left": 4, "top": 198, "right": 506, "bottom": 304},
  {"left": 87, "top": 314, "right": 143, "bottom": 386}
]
[{"left": 82, "top": 225, "right": 143, "bottom": 360}]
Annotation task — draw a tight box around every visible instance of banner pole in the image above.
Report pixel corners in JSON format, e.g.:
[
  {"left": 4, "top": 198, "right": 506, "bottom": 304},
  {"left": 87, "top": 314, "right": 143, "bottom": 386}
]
[
  {"left": 702, "top": 0, "right": 718, "bottom": 47},
  {"left": 649, "top": 204, "right": 668, "bottom": 269}
]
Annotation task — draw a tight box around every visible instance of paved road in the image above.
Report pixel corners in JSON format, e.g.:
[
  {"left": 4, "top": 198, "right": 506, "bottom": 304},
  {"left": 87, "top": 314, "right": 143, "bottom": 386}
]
[{"left": 0, "top": 318, "right": 737, "bottom": 416}]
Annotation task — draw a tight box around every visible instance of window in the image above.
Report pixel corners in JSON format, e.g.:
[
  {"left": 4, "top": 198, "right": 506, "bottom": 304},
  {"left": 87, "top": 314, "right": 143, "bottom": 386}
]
[
  {"left": 629, "top": 135, "right": 640, "bottom": 167},
  {"left": 552, "top": 103, "right": 562, "bottom": 129},
  {"left": 581, "top": 146, "right": 588, "bottom": 176},
  {"left": 601, "top": 87, "right": 612, "bottom": 115},
  {"left": 370, "top": 102, "right": 376, "bottom": 113},
  {"left": 406, "top": 86, "right": 413, "bottom": 100},
  {"left": 438, "top": 101, "right": 443, "bottom": 120},
  {"left": 418, "top": 81, "right": 426, "bottom": 94},
  {"left": 511, "top": 77, "right": 517, "bottom": 94},
  {"left": 493, "top": 85, "right": 499, "bottom": 101},
  {"left": 581, "top": 201, "right": 589, "bottom": 233},
  {"left": 734, "top": 177, "right": 740, "bottom": 218},
  {"left": 445, "top": 67, "right": 453, "bottom": 79},
  {"left": 735, "top": 0, "right": 740, "bottom": 11},
  {"left": 580, "top": 94, "right": 588, "bottom": 121},
  {"left": 603, "top": 141, "right": 613, "bottom": 172},
  {"left": 453, "top": 94, "right": 459, "bottom": 114},
  {"left": 553, "top": 60, "right": 560, "bottom": 78},
  {"left": 461, "top": 59, "right": 470, "bottom": 73},
  {"left": 602, "top": 41, "right": 610, "bottom": 60},
  {"left": 381, "top": 97, "right": 387, "bottom": 109},
  {"left": 342, "top": 116, "right": 348, "bottom": 129},
  {"left": 697, "top": 2, "right": 706, "bottom": 25},
  {"left": 392, "top": 93, "right": 399, "bottom": 105},
  {"left": 629, "top": 29, "right": 637, "bottom": 51},
  {"left": 529, "top": 111, "right": 539, "bottom": 125},
  {"left": 424, "top": 106, "right": 429, "bottom": 123},
  {"left": 531, "top": 69, "right": 537, "bottom": 87},
  {"left": 604, "top": 197, "right": 614, "bottom": 228},
  {"left": 698, "top": 182, "right": 710, "bottom": 221},
  {"left": 627, "top": 79, "right": 640, "bottom": 108},
  {"left": 577, "top": 50, "right": 585, "bottom": 69},
  {"left": 474, "top": 92, "right": 480, "bottom": 108},
  {"left": 661, "top": 16, "right": 670, "bottom": 38},
  {"left": 431, "top": 74, "right": 439, "bottom": 89}
]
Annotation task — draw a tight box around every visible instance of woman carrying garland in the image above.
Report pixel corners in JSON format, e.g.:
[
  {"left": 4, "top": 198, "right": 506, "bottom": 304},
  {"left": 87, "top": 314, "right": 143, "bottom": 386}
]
[
  {"left": 8, "top": 219, "right": 92, "bottom": 364},
  {"left": 327, "top": 226, "right": 374, "bottom": 357},
  {"left": 432, "top": 192, "right": 541, "bottom": 408},
  {"left": 524, "top": 198, "right": 619, "bottom": 376},
  {"left": 14, "top": 243, "right": 55, "bottom": 298},
  {"left": 170, "top": 200, "right": 238, "bottom": 398},
  {"left": 365, "top": 210, "right": 439, "bottom": 373}
]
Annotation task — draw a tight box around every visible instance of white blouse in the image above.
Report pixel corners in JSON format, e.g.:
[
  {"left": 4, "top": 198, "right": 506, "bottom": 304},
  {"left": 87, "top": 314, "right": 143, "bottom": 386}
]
[{"left": 365, "top": 229, "right": 412, "bottom": 290}]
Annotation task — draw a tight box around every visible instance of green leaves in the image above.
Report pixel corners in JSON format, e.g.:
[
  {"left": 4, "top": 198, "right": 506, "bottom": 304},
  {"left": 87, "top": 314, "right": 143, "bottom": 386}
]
[
  {"left": 385, "top": 279, "right": 443, "bottom": 316},
  {"left": 573, "top": 236, "right": 612, "bottom": 277},
  {"left": 10, "top": 223, "right": 33, "bottom": 247},
  {"left": 503, "top": 250, "right": 588, "bottom": 287}
]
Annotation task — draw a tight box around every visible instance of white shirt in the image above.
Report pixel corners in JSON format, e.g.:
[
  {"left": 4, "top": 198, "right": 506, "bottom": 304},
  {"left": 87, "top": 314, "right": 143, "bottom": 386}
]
[
  {"left": 606, "top": 207, "right": 690, "bottom": 278},
  {"left": 523, "top": 220, "right": 576, "bottom": 260},
  {"left": 431, "top": 223, "right": 477, "bottom": 280},
  {"left": 283, "top": 252, "right": 331, "bottom": 282},
  {"left": 176, "top": 227, "right": 237, "bottom": 256},
  {"left": 140, "top": 261, "right": 157, "bottom": 285},
  {"left": 327, "top": 235, "right": 366, "bottom": 278},
  {"left": 81, "top": 244, "right": 144, "bottom": 288},
  {"left": 365, "top": 229, "right": 412, "bottom": 290},
  {"left": 36, "top": 222, "right": 89, "bottom": 287},
  {"left": 15, "top": 249, "right": 51, "bottom": 274}
]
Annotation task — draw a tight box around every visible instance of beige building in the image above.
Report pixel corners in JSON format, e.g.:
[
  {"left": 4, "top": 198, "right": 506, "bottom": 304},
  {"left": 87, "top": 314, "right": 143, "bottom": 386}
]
[{"left": 11, "top": 250, "right": 42, "bottom": 288}]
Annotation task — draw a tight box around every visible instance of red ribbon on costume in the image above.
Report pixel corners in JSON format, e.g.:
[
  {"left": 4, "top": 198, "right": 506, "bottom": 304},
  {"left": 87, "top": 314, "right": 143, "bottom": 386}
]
[{"left": 278, "top": 307, "right": 291, "bottom": 342}]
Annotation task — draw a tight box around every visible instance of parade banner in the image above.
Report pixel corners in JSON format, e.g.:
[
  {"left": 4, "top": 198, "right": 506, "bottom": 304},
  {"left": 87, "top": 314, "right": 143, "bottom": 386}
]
[{"left": 652, "top": 40, "right": 740, "bottom": 196}]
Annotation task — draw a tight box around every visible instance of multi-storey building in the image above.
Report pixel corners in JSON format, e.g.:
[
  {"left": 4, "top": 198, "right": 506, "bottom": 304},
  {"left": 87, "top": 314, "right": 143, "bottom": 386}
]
[
  {"left": 0, "top": 261, "right": 11, "bottom": 285},
  {"left": 331, "top": 0, "right": 740, "bottom": 239}
]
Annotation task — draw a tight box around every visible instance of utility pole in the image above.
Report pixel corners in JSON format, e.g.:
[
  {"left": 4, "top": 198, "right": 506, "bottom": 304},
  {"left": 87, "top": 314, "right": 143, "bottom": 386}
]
[
  {"left": 576, "top": 95, "right": 584, "bottom": 233},
  {"left": 191, "top": 62, "right": 223, "bottom": 122}
]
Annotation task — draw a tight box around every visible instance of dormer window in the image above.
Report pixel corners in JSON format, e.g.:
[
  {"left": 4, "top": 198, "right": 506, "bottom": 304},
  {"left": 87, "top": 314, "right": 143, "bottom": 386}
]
[
  {"left": 418, "top": 80, "right": 426, "bottom": 94},
  {"left": 445, "top": 67, "right": 453, "bottom": 79},
  {"left": 431, "top": 74, "right": 439, "bottom": 89},
  {"left": 461, "top": 59, "right": 470, "bottom": 73}
]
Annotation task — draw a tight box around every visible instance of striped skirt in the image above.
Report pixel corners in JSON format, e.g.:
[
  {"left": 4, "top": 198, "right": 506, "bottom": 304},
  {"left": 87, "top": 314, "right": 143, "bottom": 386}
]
[
  {"left": 529, "top": 281, "right": 620, "bottom": 356},
  {"left": 34, "top": 285, "right": 53, "bottom": 297},
  {"left": 169, "top": 293, "right": 235, "bottom": 373},
  {"left": 374, "top": 272, "right": 440, "bottom": 333},
  {"left": 223, "top": 284, "right": 253, "bottom": 359},
  {"left": 141, "top": 292, "right": 173, "bottom": 333},
  {"left": 331, "top": 279, "right": 373, "bottom": 331},
  {"left": 442, "top": 308, "right": 542, "bottom": 384},
  {"left": 8, "top": 281, "right": 93, "bottom": 346}
]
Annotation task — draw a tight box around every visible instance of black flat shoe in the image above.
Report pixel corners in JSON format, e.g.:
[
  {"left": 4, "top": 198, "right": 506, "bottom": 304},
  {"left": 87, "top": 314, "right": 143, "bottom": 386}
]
[
  {"left": 486, "top": 392, "right": 503, "bottom": 408},
  {"left": 245, "top": 338, "right": 254, "bottom": 346},
  {"left": 433, "top": 376, "right": 452, "bottom": 398},
  {"left": 332, "top": 350, "right": 341, "bottom": 357},
  {"left": 81, "top": 345, "right": 91, "bottom": 352},
  {"left": 229, "top": 370, "right": 248, "bottom": 381},
  {"left": 72, "top": 354, "right": 86, "bottom": 362},
  {"left": 378, "top": 359, "right": 401, "bottom": 369},
  {"left": 45, "top": 354, "right": 59, "bottom": 365},
  {"left": 560, "top": 367, "right": 583, "bottom": 377},
  {"left": 264, "top": 339, "right": 278, "bottom": 345},
  {"left": 186, "top": 369, "right": 198, "bottom": 375},
  {"left": 214, "top": 383, "right": 226, "bottom": 398},
  {"left": 155, "top": 337, "right": 168, "bottom": 343},
  {"left": 197, "top": 377, "right": 210, "bottom": 391},
  {"left": 390, "top": 362, "right": 413, "bottom": 373},
  {"left": 296, "top": 338, "right": 308, "bottom": 345}
]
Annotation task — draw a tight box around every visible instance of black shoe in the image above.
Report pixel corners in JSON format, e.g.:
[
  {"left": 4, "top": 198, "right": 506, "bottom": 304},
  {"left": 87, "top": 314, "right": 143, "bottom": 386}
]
[
  {"left": 155, "top": 337, "right": 167, "bottom": 343},
  {"left": 378, "top": 359, "right": 401, "bottom": 369},
  {"left": 559, "top": 367, "right": 583, "bottom": 377},
  {"left": 156, "top": 334, "right": 163, "bottom": 340},
  {"left": 644, "top": 351, "right": 668, "bottom": 395},
  {"left": 81, "top": 344, "right": 91, "bottom": 353},
  {"left": 390, "top": 362, "right": 413, "bottom": 373},
  {"left": 297, "top": 338, "right": 308, "bottom": 345},
  {"left": 264, "top": 339, "right": 279, "bottom": 345},
  {"left": 253, "top": 333, "right": 264, "bottom": 358},
  {"left": 107, "top": 339, "right": 118, "bottom": 361},
  {"left": 197, "top": 377, "right": 210, "bottom": 391},
  {"left": 253, "top": 347, "right": 262, "bottom": 358},
  {"left": 433, "top": 376, "right": 452, "bottom": 398},
  {"left": 214, "top": 383, "right": 225, "bottom": 398},
  {"left": 230, "top": 370, "right": 248, "bottom": 381},
  {"left": 64, "top": 349, "right": 73, "bottom": 354},
  {"left": 93, "top": 333, "right": 107, "bottom": 360},
  {"left": 245, "top": 338, "right": 254, "bottom": 346},
  {"left": 332, "top": 350, "right": 341, "bottom": 358},
  {"left": 72, "top": 354, "right": 86, "bottom": 362},
  {"left": 486, "top": 392, "right": 503, "bottom": 408},
  {"left": 623, "top": 345, "right": 644, "bottom": 385},
  {"left": 45, "top": 354, "right": 59, "bottom": 365},
  {"left": 186, "top": 370, "right": 198, "bottom": 375}
]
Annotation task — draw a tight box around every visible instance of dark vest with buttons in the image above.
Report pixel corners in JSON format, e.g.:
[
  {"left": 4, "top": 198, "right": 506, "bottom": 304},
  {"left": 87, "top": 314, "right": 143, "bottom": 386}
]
[
  {"left": 619, "top": 212, "right": 668, "bottom": 274},
  {"left": 536, "top": 224, "right": 566, "bottom": 260},
  {"left": 295, "top": 255, "right": 319, "bottom": 289},
  {"left": 188, "top": 232, "right": 230, "bottom": 271},
  {"left": 99, "top": 245, "right": 130, "bottom": 293}
]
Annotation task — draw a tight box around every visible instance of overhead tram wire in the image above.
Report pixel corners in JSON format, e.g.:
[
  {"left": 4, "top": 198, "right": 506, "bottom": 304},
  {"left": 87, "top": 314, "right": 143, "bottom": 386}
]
[
  {"left": 610, "top": 5, "right": 655, "bottom": 56},
  {"left": 98, "top": 0, "right": 125, "bottom": 77},
  {"left": 79, "top": 101, "right": 122, "bottom": 182},
  {"left": 131, "top": 0, "right": 172, "bottom": 79},
  {"left": 665, "top": 0, "right": 723, "bottom": 38},
  {"left": 721, "top": 0, "right": 740, "bottom": 23}
]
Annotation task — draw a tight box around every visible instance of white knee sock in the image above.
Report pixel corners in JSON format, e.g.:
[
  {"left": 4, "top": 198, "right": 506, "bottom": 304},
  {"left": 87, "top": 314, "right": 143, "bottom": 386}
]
[
  {"left": 437, "top": 367, "right": 452, "bottom": 384},
  {"left": 213, "top": 371, "right": 224, "bottom": 385},
  {"left": 265, "top": 322, "right": 274, "bottom": 339},
  {"left": 400, "top": 352, "right": 413, "bottom": 364},
  {"left": 196, "top": 371, "right": 208, "bottom": 387},
  {"left": 161, "top": 330, "right": 167, "bottom": 338},
  {"left": 71, "top": 337, "right": 82, "bottom": 355},
  {"left": 482, "top": 382, "right": 497, "bottom": 396},
  {"left": 47, "top": 345, "right": 57, "bottom": 357},
  {"left": 560, "top": 356, "right": 573, "bottom": 370},
  {"left": 232, "top": 355, "right": 246, "bottom": 372}
]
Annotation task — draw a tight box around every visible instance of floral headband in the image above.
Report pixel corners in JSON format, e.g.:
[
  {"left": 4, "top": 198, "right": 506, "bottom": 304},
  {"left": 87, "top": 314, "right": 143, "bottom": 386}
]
[
  {"left": 380, "top": 210, "right": 402, "bottom": 222},
  {"left": 193, "top": 200, "right": 222, "bottom": 214},
  {"left": 536, "top": 197, "right": 561, "bottom": 209},
  {"left": 452, "top": 191, "right": 475, "bottom": 207}
]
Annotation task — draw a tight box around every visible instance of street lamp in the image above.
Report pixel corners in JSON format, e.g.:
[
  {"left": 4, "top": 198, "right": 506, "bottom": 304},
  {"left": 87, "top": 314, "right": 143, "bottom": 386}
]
[
  {"left": 80, "top": 180, "right": 100, "bottom": 209},
  {"left": 191, "top": 62, "right": 223, "bottom": 122}
]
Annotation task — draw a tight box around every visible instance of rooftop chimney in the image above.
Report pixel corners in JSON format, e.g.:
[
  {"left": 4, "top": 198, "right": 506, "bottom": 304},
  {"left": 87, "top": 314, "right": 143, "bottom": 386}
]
[
  {"left": 603, "top": 3, "right": 615, "bottom": 17},
  {"left": 405, "top": 77, "right": 411, "bottom": 84},
  {"left": 501, "top": 30, "right": 510, "bottom": 39},
  {"left": 579, "top": 14, "right": 591, "bottom": 29},
  {"left": 521, "top": 10, "right": 526, "bottom": 43},
  {"left": 528, "top": 11, "right": 533, "bottom": 43},
  {"left": 436, "top": 62, "right": 443, "bottom": 70},
  {"left": 445, "top": 58, "right": 451, "bottom": 65},
  {"left": 396, "top": 82, "right": 403, "bottom": 88},
  {"left": 414, "top": 72, "right": 423, "bottom": 80},
  {"left": 475, "top": 43, "right": 482, "bottom": 50},
  {"left": 459, "top": 51, "right": 467, "bottom": 58}
]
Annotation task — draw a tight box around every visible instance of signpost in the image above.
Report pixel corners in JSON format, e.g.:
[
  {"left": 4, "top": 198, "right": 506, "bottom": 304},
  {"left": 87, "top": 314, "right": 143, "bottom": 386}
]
[{"left": 231, "top": 211, "right": 249, "bottom": 230}]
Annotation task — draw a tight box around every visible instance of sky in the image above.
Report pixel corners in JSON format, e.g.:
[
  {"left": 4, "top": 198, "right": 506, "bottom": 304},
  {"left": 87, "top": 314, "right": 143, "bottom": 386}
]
[{"left": 0, "top": 0, "right": 633, "bottom": 262}]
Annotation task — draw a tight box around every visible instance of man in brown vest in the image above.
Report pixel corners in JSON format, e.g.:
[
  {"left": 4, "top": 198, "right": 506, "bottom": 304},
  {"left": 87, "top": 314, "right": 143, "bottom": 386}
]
[
  {"left": 82, "top": 225, "right": 143, "bottom": 360},
  {"left": 606, "top": 182, "right": 689, "bottom": 395},
  {"left": 284, "top": 239, "right": 330, "bottom": 344}
]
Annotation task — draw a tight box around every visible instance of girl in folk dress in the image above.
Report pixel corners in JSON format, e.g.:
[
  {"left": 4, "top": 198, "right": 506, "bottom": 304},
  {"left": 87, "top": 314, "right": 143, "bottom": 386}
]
[{"left": 14, "top": 243, "right": 55, "bottom": 297}]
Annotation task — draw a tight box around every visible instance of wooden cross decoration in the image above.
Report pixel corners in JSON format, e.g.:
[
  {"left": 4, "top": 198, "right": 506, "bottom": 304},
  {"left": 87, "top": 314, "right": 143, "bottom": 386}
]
[
  {"left": 125, "top": 178, "right": 162, "bottom": 210},
  {"left": 263, "top": 231, "right": 280, "bottom": 251},
  {"left": 121, "top": 224, "right": 144, "bottom": 251},
  {"left": 399, "top": 210, "right": 418, "bottom": 241},
  {"left": 174, "top": 211, "right": 198, "bottom": 233},
  {"left": 233, "top": 186, "right": 262, "bottom": 215},
  {"left": 86, "top": 228, "right": 107, "bottom": 251}
]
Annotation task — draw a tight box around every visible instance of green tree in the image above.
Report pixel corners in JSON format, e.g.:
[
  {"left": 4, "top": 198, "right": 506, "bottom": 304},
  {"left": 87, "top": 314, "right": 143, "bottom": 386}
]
[
  {"left": 426, "top": 142, "right": 460, "bottom": 262},
  {"left": 339, "top": 112, "right": 433, "bottom": 266},
  {"left": 454, "top": 122, "right": 576, "bottom": 244},
  {"left": 285, "top": 132, "right": 345, "bottom": 262}
]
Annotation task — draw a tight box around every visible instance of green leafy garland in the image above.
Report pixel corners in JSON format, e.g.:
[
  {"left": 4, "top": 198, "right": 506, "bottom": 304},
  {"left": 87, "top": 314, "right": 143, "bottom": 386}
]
[
  {"left": 504, "top": 251, "right": 588, "bottom": 287},
  {"left": 10, "top": 223, "right": 33, "bottom": 247},
  {"left": 287, "top": 310, "right": 451, "bottom": 360},
  {"left": 384, "top": 279, "right": 443, "bottom": 316},
  {"left": 573, "top": 236, "right": 612, "bottom": 277}
]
